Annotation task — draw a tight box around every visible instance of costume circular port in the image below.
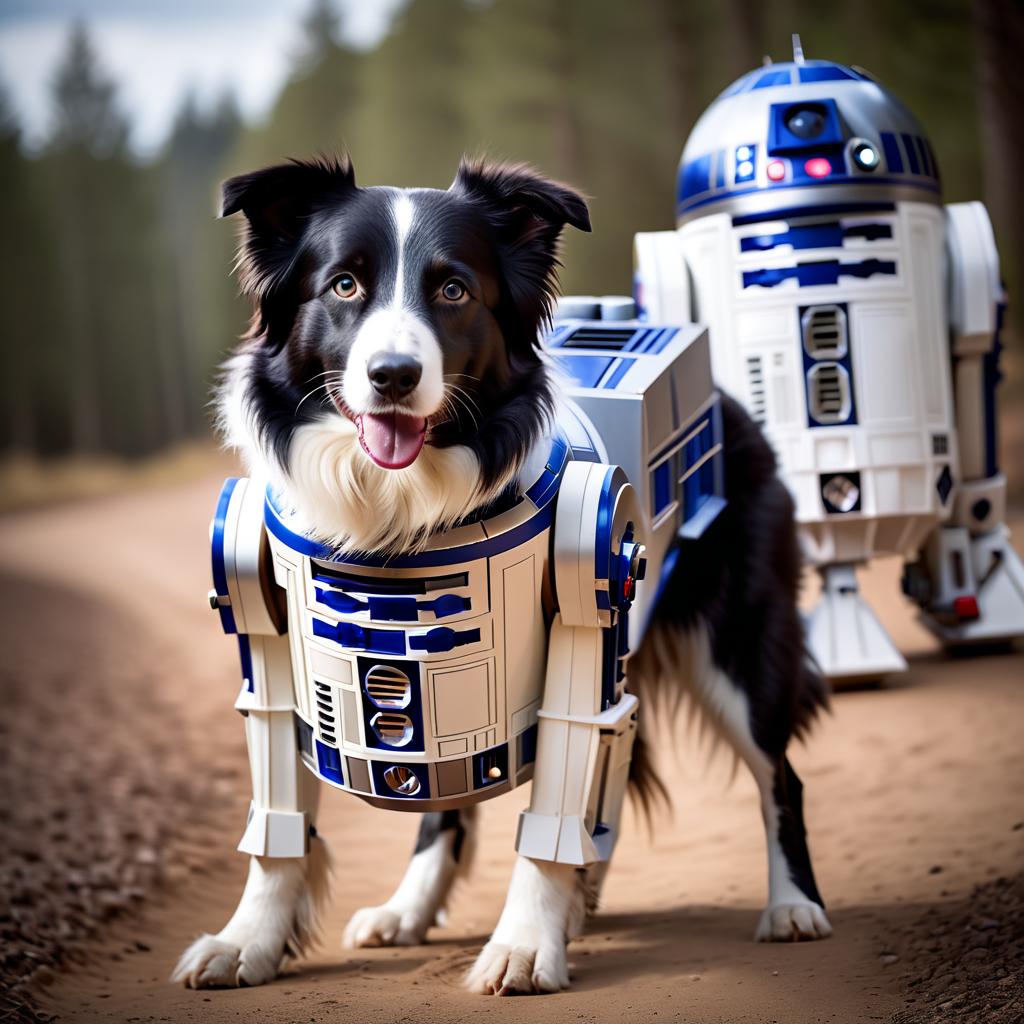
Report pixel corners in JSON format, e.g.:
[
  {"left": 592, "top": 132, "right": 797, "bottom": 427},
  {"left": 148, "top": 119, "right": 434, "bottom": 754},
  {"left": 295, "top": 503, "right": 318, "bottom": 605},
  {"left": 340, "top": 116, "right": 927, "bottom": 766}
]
[{"left": 383, "top": 765, "right": 421, "bottom": 796}]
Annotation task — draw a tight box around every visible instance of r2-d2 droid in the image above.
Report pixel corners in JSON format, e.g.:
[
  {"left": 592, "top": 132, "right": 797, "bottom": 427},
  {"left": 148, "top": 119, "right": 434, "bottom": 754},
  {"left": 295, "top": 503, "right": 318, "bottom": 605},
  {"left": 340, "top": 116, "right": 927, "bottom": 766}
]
[{"left": 631, "top": 36, "right": 1024, "bottom": 681}]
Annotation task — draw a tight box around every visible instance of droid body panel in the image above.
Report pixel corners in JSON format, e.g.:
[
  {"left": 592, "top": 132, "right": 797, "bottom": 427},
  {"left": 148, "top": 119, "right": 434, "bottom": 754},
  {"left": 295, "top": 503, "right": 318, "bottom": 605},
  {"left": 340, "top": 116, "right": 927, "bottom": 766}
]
[
  {"left": 630, "top": 47, "right": 1024, "bottom": 680},
  {"left": 210, "top": 322, "right": 722, "bottom": 865}
]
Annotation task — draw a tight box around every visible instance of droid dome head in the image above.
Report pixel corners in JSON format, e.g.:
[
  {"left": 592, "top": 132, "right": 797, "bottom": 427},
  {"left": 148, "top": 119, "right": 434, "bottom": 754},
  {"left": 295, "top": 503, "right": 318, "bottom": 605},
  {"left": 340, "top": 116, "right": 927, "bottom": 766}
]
[{"left": 676, "top": 36, "right": 940, "bottom": 226}]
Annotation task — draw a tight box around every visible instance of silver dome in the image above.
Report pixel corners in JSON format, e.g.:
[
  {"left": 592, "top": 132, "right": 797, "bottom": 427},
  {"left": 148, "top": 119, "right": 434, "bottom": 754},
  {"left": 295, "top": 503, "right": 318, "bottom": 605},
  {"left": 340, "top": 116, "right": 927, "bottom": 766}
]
[{"left": 676, "top": 56, "right": 941, "bottom": 226}]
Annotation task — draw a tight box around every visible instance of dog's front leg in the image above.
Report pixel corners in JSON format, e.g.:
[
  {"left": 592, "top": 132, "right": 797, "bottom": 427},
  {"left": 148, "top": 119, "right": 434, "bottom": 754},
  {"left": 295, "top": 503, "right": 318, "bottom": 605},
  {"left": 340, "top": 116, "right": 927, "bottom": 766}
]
[
  {"left": 344, "top": 807, "right": 477, "bottom": 948},
  {"left": 467, "top": 464, "right": 643, "bottom": 995},
  {"left": 466, "top": 855, "right": 584, "bottom": 994}
]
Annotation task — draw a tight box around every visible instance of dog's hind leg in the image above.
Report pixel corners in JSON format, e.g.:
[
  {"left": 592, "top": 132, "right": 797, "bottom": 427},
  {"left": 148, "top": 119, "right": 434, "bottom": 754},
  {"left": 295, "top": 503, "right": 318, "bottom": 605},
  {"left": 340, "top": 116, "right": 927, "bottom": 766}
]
[
  {"left": 671, "top": 626, "right": 831, "bottom": 942},
  {"left": 344, "top": 806, "right": 478, "bottom": 948},
  {"left": 172, "top": 633, "right": 328, "bottom": 988}
]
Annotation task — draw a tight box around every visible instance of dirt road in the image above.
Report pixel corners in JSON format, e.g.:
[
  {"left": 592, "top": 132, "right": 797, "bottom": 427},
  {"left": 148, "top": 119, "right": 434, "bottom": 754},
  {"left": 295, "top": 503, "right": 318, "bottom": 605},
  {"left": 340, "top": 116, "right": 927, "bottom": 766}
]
[{"left": 1, "top": 466, "right": 1022, "bottom": 1023}]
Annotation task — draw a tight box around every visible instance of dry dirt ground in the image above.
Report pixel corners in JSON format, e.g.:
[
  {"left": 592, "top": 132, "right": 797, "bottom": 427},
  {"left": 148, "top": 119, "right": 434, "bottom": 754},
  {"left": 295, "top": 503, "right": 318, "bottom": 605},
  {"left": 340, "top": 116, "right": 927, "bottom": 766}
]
[{"left": 1, "top": 467, "right": 1022, "bottom": 1024}]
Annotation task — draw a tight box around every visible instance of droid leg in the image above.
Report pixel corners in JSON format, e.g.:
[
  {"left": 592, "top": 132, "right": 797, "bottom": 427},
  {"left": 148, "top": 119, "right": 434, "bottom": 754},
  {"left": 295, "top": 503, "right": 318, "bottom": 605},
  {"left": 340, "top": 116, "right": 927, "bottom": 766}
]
[
  {"left": 905, "top": 202, "right": 1024, "bottom": 646},
  {"left": 343, "top": 806, "right": 479, "bottom": 948},
  {"left": 173, "top": 632, "right": 326, "bottom": 989},
  {"left": 805, "top": 563, "right": 907, "bottom": 681},
  {"left": 905, "top": 381, "right": 1024, "bottom": 645}
]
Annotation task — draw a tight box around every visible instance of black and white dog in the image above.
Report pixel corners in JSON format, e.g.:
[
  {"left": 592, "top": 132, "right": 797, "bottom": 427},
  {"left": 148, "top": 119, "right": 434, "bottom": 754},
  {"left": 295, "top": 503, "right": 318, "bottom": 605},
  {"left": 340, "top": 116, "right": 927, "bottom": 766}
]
[{"left": 174, "top": 155, "right": 831, "bottom": 996}]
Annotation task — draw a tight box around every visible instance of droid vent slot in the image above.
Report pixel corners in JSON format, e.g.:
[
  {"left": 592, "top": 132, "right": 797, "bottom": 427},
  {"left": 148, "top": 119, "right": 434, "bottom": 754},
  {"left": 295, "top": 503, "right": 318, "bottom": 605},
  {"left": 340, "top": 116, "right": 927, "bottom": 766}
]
[
  {"left": 746, "top": 355, "right": 767, "bottom": 424},
  {"left": 807, "top": 363, "right": 851, "bottom": 423},
  {"left": 314, "top": 680, "right": 337, "bottom": 744},
  {"left": 562, "top": 327, "right": 637, "bottom": 350},
  {"left": 365, "top": 665, "right": 412, "bottom": 709},
  {"left": 802, "top": 304, "right": 848, "bottom": 359},
  {"left": 370, "top": 712, "right": 414, "bottom": 747}
]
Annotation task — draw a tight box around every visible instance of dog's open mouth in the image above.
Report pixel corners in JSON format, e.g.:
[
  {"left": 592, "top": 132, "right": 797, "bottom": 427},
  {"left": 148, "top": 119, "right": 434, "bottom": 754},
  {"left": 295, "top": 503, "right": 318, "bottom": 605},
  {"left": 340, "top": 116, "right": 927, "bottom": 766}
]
[{"left": 357, "top": 411, "right": 427, "bottom": 470}]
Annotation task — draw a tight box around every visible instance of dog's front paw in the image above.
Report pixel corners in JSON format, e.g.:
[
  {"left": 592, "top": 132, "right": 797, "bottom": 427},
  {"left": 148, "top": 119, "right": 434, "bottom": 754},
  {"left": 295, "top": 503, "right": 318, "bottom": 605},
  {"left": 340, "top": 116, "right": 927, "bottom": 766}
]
[
  {"left": 465, "top": 939, "right": 569, "bottom": 995},
  {"left": 343, "top": 903, "right": 430, "bottom": 948},
  {"left": 171, "top": 933, "right": 281, "bottom": 988},
  {"left": 755, "top": 902, "right": 832, "bottom": 942}
]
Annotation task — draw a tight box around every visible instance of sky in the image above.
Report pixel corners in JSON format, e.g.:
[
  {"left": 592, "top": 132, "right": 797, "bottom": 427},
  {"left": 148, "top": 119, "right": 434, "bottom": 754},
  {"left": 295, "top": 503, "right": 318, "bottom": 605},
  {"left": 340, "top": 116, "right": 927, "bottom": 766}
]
[{"left": 0, "top": 0, "right": 405, "bottom": 155}]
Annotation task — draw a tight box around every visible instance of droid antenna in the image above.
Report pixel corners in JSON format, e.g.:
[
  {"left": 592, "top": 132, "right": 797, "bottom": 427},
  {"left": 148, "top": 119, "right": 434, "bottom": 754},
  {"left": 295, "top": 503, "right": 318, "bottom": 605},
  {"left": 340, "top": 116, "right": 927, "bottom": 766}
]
[
  {"left": 792, "top": 33, "right": 805, "bottom": 64},
  {"left": 762, "top": 54, "right": 773, "bottom": 66}
]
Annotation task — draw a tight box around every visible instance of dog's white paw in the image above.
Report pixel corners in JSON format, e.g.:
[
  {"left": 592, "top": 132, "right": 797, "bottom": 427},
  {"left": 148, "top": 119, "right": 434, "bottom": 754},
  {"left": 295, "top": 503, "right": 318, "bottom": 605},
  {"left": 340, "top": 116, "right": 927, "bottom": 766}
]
[
  {"left": 755, "top": 901, "right": 832, "bottom": 942},
  {"left": 171, "top": 933, "right": 281, "bottom": 988},
  {"left": 343, "top": 903, "right": 430, "bottom": 948},
  {"left": 466, "top": 939, "right": 569, "bottom": 995}
]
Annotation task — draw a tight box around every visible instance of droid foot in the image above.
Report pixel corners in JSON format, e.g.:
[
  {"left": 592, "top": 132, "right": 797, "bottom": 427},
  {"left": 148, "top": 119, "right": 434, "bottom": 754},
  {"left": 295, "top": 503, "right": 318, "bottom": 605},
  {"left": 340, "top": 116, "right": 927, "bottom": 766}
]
[
  {"left": 909, "top": 525, "right": 1024, "bottom": 647},
  {"left": 806, "top": 563, "right": 906, "bottom": 683}
]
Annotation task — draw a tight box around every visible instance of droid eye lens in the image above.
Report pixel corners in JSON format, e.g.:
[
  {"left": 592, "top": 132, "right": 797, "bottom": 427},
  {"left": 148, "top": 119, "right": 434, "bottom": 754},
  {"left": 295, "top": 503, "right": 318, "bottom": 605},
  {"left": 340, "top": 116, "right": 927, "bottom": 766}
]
[
  {"left": 786, "top": 106, "right": 826, "bottom": 139},
  {"left": 852, "top": 142, "right": 879, "bottom": 170}
]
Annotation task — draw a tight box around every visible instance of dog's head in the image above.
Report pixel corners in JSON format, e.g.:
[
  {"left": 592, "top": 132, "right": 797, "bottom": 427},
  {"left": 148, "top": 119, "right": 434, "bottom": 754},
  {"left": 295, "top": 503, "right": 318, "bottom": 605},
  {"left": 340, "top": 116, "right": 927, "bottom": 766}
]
[{"left": 219, "top": 155, "right": 589, "bottom": 552}]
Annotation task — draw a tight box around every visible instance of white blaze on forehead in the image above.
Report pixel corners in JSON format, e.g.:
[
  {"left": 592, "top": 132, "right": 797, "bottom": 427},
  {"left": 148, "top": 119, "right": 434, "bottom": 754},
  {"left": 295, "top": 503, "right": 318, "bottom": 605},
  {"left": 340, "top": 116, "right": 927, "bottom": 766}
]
[
  {"left": 341, "top": 188, "right": 445, "bottom": 418},
  {"left": 391, "top": 190, "right": 416, "bottom": 308}
]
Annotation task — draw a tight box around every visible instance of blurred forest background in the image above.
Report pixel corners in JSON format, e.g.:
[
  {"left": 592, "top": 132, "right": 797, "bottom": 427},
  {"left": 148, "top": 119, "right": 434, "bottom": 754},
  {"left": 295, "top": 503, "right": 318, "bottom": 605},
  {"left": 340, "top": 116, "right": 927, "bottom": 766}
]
[{"left": 0, "top": 0, "right": 1021, "bottom": 472}]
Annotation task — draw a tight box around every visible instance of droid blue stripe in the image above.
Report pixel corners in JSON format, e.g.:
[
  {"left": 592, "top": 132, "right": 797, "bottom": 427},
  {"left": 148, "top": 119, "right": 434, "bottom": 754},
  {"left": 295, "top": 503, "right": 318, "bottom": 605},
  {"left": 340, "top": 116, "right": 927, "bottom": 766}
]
[
  {"left": 732, "top": 201, "right": 896, "bottom": 226},
  {"left": 742, "top": 258, "right": 896, "bottom": 289},
  {"left": 525, "top": 468, "right": 562, "bottom": 508},
  {"left": 312, "top": 617, "right": 406, "bottom": 655},
  {"left": 984, "top": 303, "right": 1005, "bottom": 477},
  {"left": 315, "top": 740, "right": 344, "bottom": 786},
  {"left": 741, "top": 222, "right": 894, "bottom": 252},
  {"left": 211, "top": 477, "right": 239, "bottom": 634},
  {"left": 901, "top": 132, "right": 920, "bottom": 174},
  {"left": 554, "top": 353, "right": 614, "bottom": 388},
  {"left": 679, "top": 152, "right": 713, "bottom": 200},
  {"left": 546, "top": 435, "right": 569, "bottom": 472},
  {"left": 652, "top": 461, "right": 672, "bottom": 514},
  {"left": 603, "top": 358, "right": 634, "bottom": 390},
  {"left": 879, "top": 132, "right": 903, "bottom": 173},
  {"left": 265, "top": 489, "right": 553, "bottom": 568},
  {"left": 753, "top": 69, "right": 792, "bottom": 89},
  {"left": 799, "top": 65, "right": 856, "bottom": 82},
  {"left": 313, "top": 588, "right": 471, "bottom": 621},
  {"left": 638, "top": 327, "right": 679, "bottom": 354},
  {"left": 594, "top": 467, "right": 616, "bottom": 582},
  {"left": 409, "top": 626, "right": 481, "bottom": 654},
  {"left": 916, "top": 136, "right": 932, "bottom": 177}
]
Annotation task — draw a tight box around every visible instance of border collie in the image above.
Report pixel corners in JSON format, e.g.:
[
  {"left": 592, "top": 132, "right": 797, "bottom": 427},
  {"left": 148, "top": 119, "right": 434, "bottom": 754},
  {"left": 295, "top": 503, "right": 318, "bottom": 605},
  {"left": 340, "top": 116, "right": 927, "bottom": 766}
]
[{"left": 173, "top": 155, "right": 831, "bottom": 996}]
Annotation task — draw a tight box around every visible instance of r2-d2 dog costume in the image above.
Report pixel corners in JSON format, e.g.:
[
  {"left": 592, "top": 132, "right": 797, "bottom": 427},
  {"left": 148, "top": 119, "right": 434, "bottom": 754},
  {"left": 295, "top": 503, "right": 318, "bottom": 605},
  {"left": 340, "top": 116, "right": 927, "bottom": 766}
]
[
  {"left": 627, "top": 36, "right": 1024, "bottom": 681},
  {"left": 210, "top": 319, "right": 722, "bottom": 866}
]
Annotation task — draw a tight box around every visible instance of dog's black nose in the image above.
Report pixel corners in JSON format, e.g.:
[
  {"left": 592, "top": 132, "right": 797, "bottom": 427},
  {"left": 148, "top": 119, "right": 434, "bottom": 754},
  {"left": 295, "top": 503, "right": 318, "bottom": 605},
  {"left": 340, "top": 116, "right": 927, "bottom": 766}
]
[{"left": 367, "top": 353, "right": 422, "bottom": 402}]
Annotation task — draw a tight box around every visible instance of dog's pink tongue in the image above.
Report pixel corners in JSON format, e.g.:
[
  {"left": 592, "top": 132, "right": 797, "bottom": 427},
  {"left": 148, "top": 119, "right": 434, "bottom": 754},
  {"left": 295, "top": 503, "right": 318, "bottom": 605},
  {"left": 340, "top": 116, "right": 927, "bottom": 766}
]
[{"left": 357, "top": 412, "right": 427, "bottom": 469}]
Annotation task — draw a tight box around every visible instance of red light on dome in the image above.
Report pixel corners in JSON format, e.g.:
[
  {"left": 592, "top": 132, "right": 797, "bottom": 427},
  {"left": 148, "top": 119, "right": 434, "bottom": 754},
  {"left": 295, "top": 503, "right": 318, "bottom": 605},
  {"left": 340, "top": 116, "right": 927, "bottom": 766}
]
[
  {"left": 804, "top": 158, "right": 832, "bottom": 178},
  {"left": 767, "top": 160, "right": 786, "bottom": 182}
]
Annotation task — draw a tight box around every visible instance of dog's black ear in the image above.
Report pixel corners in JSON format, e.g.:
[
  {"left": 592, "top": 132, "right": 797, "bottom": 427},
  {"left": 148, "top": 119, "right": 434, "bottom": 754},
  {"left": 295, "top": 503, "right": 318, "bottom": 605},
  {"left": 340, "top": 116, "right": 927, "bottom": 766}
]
[
  {"left": 451, "top": 158, "right": 590, "bottom": 236},
  {"left": 221, "top": 155, "right": 357, "bottom": 295},
  {"left": 451, "top": 158, "right": 590, "bottom": 335}
]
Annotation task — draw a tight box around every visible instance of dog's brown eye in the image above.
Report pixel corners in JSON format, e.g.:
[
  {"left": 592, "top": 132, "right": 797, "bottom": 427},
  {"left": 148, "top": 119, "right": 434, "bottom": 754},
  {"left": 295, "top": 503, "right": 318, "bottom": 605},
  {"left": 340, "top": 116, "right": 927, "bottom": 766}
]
[
  {"left": 333, "top": 273, "right": 360, "bottom": 299},
  {"left": 441, "top": 279, "right": 466, "bottom": 302}
]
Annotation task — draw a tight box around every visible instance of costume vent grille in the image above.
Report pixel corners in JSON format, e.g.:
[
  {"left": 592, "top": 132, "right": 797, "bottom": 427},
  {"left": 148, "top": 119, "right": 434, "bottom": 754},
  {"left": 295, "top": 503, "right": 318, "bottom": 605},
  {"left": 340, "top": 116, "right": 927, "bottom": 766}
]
[
  {"left": 562, "top": 327, "right": 637, "bottom": 350},
  {"left": 807, "top": 363, "right": 851, "bottom": 423},
  {"left": 801, "top": 304, "right": 848, "bottom": 359},
  {"left": 365, "top": 665, "right": 411, "bottom": 709},
  {"left": 314, "top": 680, "right": 337, "bottom": 745},
  {"left": 746, "top": 354, "right": 767, "bottom": 424}
]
